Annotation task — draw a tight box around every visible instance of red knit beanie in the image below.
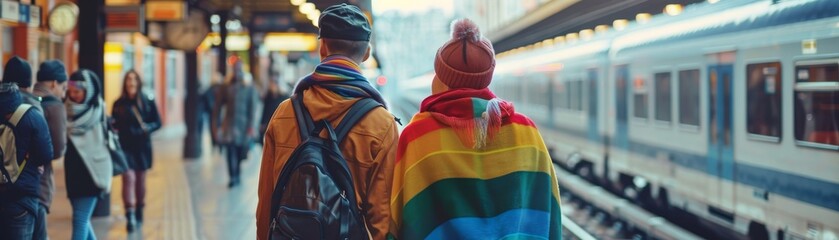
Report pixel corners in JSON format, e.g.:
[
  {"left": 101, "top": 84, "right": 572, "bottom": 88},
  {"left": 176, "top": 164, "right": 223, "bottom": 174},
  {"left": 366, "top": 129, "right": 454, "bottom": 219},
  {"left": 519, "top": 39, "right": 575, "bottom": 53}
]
[{"left": 434, "top": 19, "right": 495, "bottom": 89}]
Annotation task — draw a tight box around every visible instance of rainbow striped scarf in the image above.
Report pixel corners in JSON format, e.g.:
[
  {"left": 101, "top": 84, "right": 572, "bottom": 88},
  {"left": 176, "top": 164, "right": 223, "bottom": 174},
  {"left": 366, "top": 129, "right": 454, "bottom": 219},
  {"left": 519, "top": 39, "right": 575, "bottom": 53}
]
[
  {"left": 390, "top": 88, "right": 562, "bottom": 240},
  {"left": 293, "top": 55, "right": 387, "bottom": 108}
]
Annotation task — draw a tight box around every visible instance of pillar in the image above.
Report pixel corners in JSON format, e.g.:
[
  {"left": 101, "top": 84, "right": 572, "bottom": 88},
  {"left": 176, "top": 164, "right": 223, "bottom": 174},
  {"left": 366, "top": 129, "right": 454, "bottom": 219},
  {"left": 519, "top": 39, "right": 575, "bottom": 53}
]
[
  {"left": 78, "top": 0, "right": 109, "bottom": 217},
  {"left": 249, "top": 34, "right": 259, "bottom": 90},
  {"left": 78, "top": 0, "right": 105, "bottom": 81},
  {"left": 183, "top": 51, "right": 202, "bottom": 158},
  {"left": 217, "top": 12, "right": 228, "bottom": 76}
]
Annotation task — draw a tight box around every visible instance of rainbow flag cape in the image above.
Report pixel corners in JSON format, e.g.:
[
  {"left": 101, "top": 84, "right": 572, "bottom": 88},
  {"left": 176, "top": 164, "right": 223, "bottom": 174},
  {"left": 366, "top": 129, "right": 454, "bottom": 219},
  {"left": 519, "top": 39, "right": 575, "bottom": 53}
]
[{"left": 390, "top": 88, "right": 562, "bottom": 240}]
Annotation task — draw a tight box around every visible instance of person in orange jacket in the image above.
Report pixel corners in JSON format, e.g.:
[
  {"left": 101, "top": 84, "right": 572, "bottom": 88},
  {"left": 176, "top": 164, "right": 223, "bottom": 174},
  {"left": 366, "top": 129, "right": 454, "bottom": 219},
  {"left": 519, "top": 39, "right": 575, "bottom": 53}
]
[{"left": 255, "top": 4, "right": 398, "bottom": 240}]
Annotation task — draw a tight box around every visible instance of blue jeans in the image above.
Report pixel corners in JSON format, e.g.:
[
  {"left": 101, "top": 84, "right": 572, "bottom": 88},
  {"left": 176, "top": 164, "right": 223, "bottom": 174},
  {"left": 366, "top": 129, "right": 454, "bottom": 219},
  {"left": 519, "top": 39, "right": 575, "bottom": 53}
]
[
  {"left": 70, "top": 196, "right": 99, "bottom": 240},
  {"left": 33, "top": 203, "right": 48, "bottom": 240},
  {"left": 0, "top": 196, "right": 38, "bottom": 240},
  {"left": 226, "top": 145, "right": 245, "bottom": 183}
]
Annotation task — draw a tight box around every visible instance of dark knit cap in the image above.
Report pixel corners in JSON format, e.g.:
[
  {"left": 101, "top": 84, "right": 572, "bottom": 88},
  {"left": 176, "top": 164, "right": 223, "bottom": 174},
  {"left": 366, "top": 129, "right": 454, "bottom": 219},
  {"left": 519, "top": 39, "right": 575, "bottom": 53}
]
[
  {"left": 3, "top": 56, "right": 33, "bottom": 88},
  {"left": 37, "top": 60, "right": 68, "bottom": 83},
  {"left": 318, "top": 3, "right": 371, "bottom": 41}
]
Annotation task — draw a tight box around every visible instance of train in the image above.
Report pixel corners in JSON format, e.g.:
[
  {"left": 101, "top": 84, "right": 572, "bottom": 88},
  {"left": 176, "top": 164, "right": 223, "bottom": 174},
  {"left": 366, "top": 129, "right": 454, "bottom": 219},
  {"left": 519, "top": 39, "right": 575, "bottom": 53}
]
[{"left": 393, "top": 0, "right": 839, "bottom": 239}]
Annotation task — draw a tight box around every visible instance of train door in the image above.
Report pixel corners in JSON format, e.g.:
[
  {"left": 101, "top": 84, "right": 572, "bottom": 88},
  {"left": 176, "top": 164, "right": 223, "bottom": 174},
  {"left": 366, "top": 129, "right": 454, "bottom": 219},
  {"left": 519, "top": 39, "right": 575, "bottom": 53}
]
[
  {"left": 707, "top": 64, "right": 735, "bottom": 209},
  {"left": 615, "top": 66, "right": 630, "bottom": 149},
  {"left": 587, "top": 68, "right": 600, "bottom": 142}
]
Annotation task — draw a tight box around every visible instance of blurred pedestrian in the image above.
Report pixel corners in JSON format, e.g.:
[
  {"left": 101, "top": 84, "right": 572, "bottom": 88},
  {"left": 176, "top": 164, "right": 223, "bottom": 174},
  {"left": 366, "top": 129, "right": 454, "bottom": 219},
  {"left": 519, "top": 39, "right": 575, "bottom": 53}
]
[
  {"left": 212, "top": 60, "right": 259, "bottom": 188},
  {"left": 203, "top": 71, "right": 224, "bottom": 153},
  {"left": 390, "top": 19, "right": 562, "bottom": 239},
  {"left": 3, "top": 57, "right": 67, "bottom": 239},
  {"left": 0, "top": 82, "right": 53, "bottom": 239},
  {"left": 112, "top": 70, "right": 161, "bottom": 232},
  {"left": 64, "top": 69, "right": 112, "bottom": 240},
  {"left": 259, "top": 77, "right": 288, "bottom": 143},
  {"left": 256, "top": 4, "right": 398, "bottom": 239},
  {"left": 33, "top": 61, "right": 69, "bottom": 139}
]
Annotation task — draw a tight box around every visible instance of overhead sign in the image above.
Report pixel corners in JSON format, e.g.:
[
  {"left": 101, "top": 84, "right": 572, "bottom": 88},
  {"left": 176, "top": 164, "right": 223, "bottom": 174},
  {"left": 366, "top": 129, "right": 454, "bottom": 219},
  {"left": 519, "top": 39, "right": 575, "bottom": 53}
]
[
  {"left": 1, "top": 1, "right": 20, "bottom": 22},
  {"left": 263, "top": 33, "right": 317, "bottom": 52},
  {"left": 1, "top": 2, "right": 39, "bottom": 25},
  {"left": 225, "top": 33, "right": 251, "bottom": 51},
  {"left": 28, "top": 6, "right": 40, "bottom": 27},
  {"left": 146, "top": 1, "right": 186, "bottom": 21},
  {"left": 250, "top": 12, "right": 293, "bottom": 32},
  {"left": 18, "top": 4, "right": 29, "bottom": 23},
  {"left": 105, "top": 0, "right": 141, "bottom": 5},
  {"left": 105, "top": 5, "right": 144, "bottom": 33}
]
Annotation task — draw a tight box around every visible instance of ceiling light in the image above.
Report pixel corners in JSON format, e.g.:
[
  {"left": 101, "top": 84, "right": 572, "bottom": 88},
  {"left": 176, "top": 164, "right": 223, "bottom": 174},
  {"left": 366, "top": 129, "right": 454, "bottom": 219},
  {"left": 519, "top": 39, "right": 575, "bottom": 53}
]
[
  {"left": 307, "top": 10, "right": 320, "bottom": 21},
  {"left": 664, "top": 4, "right": 683, "bottom": 16},
  {"left": 579, "top": 29, "right": 594, "bottom": 40},
  {"left": 708, "top": 0, "right": 720, "bottom": 3},
  {"left": 226, "top": 19, "right": 242, "bottom": 31},
  {"left": 542, "top": 39, "right": 554, "bottom": 46},
  {"left": 636, "top": 13, "right": 652, "bottom": 24},
  {"left": 554, "top": 36, "right": 566, "bottom": 44},
  {"left": 566, "top": 33, "right": 579, "bottom": 42},
  {"left": 291, "top": 0, "right": 305, "bottom": 6},
  {"left": 613, "top": 19, "right": 628, "bottom": 30},
  {"left": 299, "top": 3, "right": 316, "bottom": 15},
  {"left": 594, "top": 25, "right": 609, "bottom": 33}
]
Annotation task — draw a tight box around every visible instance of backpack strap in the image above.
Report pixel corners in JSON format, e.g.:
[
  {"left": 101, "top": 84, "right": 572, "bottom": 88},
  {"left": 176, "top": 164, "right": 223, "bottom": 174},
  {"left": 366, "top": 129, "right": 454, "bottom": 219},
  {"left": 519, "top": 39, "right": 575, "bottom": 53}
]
[
  {"left": 0, "top": 104, "right": 32, "bottom": 185},
  {"left": 291, "top": 94, "right": 315, "bottom": 141},
  {"left": 9, "top": 104, "right": 32, "bottom": 127},
  {"left": 334, "top": 98, "right": 382, "bottom": 143}
]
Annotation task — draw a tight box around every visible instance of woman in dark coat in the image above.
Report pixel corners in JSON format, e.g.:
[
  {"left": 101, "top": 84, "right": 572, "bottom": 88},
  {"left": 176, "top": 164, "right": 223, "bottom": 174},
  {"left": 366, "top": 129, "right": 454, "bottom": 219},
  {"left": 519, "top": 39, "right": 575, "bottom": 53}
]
[{"left": 111, "top": 70, "right": 161, "bottom": 232}]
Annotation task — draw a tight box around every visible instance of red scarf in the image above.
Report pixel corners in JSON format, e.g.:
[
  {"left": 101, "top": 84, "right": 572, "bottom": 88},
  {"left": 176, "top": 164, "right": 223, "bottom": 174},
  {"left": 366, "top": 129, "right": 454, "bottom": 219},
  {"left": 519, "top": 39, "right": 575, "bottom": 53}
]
[{"left": 419, "top": 88, "right": 514, "bottom": 149}]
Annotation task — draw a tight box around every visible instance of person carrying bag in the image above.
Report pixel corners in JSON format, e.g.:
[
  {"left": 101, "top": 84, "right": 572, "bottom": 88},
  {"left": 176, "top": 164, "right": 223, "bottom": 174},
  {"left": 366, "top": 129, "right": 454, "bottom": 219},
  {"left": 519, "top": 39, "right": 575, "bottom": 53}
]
[{"left": 112, "top": 69, "right": 162, "bottom": 232}]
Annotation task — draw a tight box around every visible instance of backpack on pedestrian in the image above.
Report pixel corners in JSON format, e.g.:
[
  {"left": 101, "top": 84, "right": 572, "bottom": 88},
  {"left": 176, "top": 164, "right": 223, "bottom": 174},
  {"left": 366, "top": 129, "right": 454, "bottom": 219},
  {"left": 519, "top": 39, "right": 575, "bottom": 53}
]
[
  {"left": 268, "top": 94, "right": 380, "bottom": 240},
  {"left": 0, "top": 104, "right": 33, "bottom": 185}
]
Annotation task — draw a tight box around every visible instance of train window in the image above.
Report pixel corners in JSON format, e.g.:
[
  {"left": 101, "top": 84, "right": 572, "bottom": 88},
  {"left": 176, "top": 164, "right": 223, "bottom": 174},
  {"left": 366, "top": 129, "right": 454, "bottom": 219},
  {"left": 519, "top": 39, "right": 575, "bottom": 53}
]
[
  {"left": 493, "top": 76, "right": 504, "bottom": 98},
  {"left": 679, "top": 69, "right": 701, "bottom": 126},
  {"left": 588, "top": 69, "right": 598, "bottom": 120},
  {"left": 553, "top": 77, "right": 567, "bottom": 110},
  {"left": 633, "top": 77, "right": 649, "bottom": 119},
  {"left": 529, "top": 74, "right": 550, "bottom": 107},
  {"left": 794, "top": 60, "right": 839, "bottom": 149},
  {"left": 746, "top": 62, "right": 782, "bottom": 141},
  {"left": 552, "top": 76, "right": 586, "bottom": 112},
  {"left": 502, "top": 75, "right": 520, "bottom": 102},
  {"left": 655, "top": 72, "right": 672, "bottom": 123},
  {"left": 569, "top": 80, "right": 583, "bottom": 111}
]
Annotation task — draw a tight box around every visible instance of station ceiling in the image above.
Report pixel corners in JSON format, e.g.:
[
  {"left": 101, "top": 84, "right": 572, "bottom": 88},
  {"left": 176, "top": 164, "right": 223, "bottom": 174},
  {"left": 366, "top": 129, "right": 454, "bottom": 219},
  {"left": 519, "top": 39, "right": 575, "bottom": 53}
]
[
  {"left": 201, "top": 0, "right": 372, "bottom": 32},
  {"left": 492, "top": 0, "right": 706, "bottom": 52}
]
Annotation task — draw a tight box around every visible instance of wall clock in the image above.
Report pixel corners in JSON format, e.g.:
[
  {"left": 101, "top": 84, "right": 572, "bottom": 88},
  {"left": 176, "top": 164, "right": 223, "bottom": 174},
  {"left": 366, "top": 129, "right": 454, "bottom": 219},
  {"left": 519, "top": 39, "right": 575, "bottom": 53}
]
[{"left": 48, "top": 2, "right": 79, "bottom": 35}]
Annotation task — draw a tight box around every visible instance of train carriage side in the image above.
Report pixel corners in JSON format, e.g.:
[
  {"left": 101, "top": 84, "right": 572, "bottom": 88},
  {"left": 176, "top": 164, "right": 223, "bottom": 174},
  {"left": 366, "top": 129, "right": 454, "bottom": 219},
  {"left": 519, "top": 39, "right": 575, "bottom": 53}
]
[
  {"left": 493, "top": 40, "right": 612, "bottom": 183},
  {"left": 609, "top": 0, "right": 839, "bottom": 239}
]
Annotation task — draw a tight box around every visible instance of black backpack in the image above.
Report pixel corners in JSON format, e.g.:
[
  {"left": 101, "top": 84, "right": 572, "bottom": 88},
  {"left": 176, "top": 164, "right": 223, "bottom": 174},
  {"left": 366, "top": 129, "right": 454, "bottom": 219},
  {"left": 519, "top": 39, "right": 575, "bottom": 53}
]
[{"left": 269, "top": 94, "right": 380, "bottom": 240}]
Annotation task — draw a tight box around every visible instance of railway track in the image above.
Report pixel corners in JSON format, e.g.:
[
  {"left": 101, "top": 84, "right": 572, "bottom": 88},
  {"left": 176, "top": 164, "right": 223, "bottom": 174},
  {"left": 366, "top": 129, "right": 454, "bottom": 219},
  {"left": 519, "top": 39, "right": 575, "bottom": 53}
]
[{"left": 555, "top": 164, "right": 702, "bottom": 240}]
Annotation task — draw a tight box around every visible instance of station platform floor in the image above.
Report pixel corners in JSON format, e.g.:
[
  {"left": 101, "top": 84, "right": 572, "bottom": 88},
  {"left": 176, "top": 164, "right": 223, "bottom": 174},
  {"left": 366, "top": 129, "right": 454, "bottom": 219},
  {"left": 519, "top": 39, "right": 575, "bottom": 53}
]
[{"left": 46, "top": 126, "right": 260, "bottom": 239}]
